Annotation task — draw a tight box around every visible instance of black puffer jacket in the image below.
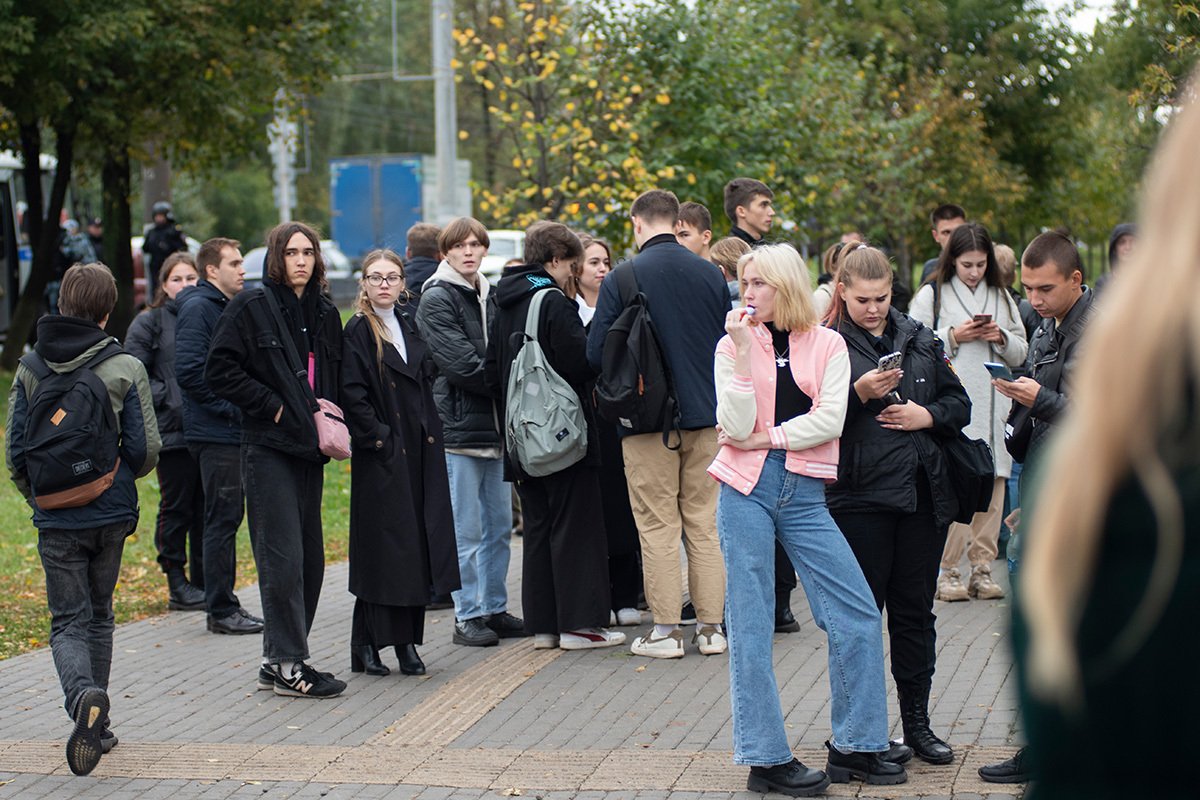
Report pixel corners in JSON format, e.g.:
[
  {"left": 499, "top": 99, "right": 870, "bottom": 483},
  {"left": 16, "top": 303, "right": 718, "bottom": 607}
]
[
  {"left": 826, "top": 308, "right": 972, "bottom": 528},
  {"left": 126, "top": 299, "right": 188, "bottom": 452},
  {"left": 414, "top": 262, "right": 500, "bottom": 449},
  {"left": 205, "top": 279, "right": 343, "bottom": 463},
  {"left": 484, "top": 265, "right": 599, "bottom": 482}
]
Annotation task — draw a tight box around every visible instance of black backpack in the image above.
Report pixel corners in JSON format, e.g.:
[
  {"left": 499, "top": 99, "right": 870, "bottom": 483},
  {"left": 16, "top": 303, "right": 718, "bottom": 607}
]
[
  {"left": 19, "top": 342, "right": 124, "bottom": 510},
  {"left": 594, "top": 265, "right": 680, "bottom": 448}
]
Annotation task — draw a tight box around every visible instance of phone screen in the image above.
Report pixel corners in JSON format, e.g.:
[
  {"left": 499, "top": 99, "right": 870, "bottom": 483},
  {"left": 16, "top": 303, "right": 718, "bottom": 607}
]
[{"left": 973, "top": 314, "right": 992, "bottom": 324}]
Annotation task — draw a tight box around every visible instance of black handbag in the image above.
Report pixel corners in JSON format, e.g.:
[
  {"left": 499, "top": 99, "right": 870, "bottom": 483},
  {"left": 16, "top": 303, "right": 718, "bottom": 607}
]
[
  {"left": 943, "top": 433, "right": 995, "bottom": 524},
  {"left": 1004, "top": 402, "right": 1034, "bottom": 463}
]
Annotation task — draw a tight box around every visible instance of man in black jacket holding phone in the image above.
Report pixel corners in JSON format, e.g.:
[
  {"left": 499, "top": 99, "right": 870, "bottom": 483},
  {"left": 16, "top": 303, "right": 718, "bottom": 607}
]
[{"left": 982, "top": 230, "right": 1094, "bottom": 784}]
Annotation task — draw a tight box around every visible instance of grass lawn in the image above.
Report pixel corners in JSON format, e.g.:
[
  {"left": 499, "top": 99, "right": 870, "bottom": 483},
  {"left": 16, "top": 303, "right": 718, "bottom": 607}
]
[{"left": 0, "top": 368, "right": 352, "bottom": 661}]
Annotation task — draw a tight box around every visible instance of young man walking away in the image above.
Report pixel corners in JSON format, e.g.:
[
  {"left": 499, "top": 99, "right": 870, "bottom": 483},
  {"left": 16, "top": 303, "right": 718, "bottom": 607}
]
[{"left": 6, "top": 262, "right": 161, "bottom": 775}]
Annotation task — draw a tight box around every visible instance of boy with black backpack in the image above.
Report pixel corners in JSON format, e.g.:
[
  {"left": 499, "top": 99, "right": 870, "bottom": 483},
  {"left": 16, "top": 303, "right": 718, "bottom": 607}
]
[{"left": 5, "top": 262, "right": 161, "bottom": 776}]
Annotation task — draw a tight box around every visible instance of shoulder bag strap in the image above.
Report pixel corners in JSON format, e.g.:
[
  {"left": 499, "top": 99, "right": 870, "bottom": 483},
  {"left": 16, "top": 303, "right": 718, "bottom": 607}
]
[{"left": 261, "top": 288, "right": 320, "bottom": 413}]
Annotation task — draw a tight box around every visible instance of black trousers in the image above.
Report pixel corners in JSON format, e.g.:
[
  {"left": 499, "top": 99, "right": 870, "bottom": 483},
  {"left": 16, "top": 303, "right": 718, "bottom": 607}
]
[
  {"left": 832, "top": 479, "right": 946, "bottom": 691},
  {"left": 774, "top": 540, "right": 796, "bottom": 612},
  {"left": 154, "top": 448, "right": 205, "bottom": 585},
  {"left": 243, "top": 444, "right": 325, "bottom": 663},
  {"left": 597, "top": 419, "right": 642, "bottom": 611},
  {"left": 190, "top": 442, "right": 245, "bottom": 618},
  {"left": 517, "top": 462, "right": 611, "bottom": 635}
]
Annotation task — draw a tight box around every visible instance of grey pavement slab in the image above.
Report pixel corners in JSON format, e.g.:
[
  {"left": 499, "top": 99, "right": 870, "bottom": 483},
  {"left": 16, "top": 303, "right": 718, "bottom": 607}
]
[{"left": 0, "top": 539, "right": 1023, "bottom": 798}]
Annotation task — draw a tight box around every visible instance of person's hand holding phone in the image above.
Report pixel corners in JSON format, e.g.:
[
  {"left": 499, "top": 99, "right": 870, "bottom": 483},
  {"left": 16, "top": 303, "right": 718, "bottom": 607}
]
[
  {"left": 876, "top": 400, "right": 933, "bottom": 432},
  {"left": 953, "top": 318, "right": 987, "bottom": 342},
  {"left": 855, "top": 367, "right": 902, "bottom": 403},
  {"left": 980, "top": 322, "right": 1005, "bottom": 345},
  {"left": 993, "top": 376, "right": 1041, "bottom": 408}
]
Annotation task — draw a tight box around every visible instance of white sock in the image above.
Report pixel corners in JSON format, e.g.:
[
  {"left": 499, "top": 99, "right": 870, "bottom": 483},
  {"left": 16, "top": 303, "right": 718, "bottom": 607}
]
[
  {"left": 654, "top": 624, "right": 678, "bottom": 638},
  {"left": 274, "top": 661, "right": 298, "bottom": 678}
]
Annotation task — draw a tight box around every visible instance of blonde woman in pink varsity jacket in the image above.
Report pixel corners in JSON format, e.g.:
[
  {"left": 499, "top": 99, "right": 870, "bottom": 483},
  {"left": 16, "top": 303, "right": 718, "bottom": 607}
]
[{"left": 709, "top": 244, "right": 908, "bottom": 796}]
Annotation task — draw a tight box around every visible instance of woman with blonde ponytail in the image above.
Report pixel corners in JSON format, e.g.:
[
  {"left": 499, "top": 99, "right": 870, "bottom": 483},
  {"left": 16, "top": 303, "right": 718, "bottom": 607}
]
[
  {"left": 1013, "top": 76, "right": 1200, "bottom": 799},
  {"left": 340, "top": 250, "right": 460, "bottom": 678}
]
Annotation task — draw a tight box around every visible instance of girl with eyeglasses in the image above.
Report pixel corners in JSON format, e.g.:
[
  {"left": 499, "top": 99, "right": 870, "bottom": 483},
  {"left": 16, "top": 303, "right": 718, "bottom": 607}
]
[{"left": 339, "top": 249, "right": 461, "bottom": 677}]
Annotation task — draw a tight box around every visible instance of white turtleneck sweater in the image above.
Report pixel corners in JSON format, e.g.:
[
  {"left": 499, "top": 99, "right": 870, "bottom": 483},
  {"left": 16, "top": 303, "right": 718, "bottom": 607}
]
[{"left": 372, "top": 304, "right": 407, "bottom": 362}]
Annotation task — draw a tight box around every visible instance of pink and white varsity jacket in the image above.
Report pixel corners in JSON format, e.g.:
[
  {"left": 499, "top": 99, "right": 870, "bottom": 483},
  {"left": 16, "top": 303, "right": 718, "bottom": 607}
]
[{"left": 707, "top": 323, "right": 850, "bottom": 495}]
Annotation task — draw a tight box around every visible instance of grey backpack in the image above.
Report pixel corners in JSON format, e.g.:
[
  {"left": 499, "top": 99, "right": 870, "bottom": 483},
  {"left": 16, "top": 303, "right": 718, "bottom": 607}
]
[{"left": 505, "top": 288, "right": 588, "bottom": 477}]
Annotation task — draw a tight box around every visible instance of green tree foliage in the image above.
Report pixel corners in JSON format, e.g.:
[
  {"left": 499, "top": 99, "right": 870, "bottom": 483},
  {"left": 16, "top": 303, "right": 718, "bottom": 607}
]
[{"left": 0, "top": 0, "right": 363, "bottom": 367}]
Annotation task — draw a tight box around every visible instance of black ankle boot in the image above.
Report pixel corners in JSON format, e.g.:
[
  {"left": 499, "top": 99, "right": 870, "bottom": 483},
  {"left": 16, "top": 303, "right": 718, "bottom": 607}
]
[
  {"left": 824, "top": 742, "right": 907, "bottom": 785},
  {"left": 746, "top": 758, "right": 829, "bottom": 796},
  {"left": 898, "top": 685, "right": 953, "bottom": 764},
  {"left": 396, "top": 644, "right": 425, "bottom": 675},
  {"left": 350, "top": 645, "right": 390, "bottom": 676},
  {"left": 166, "top": 568, "right": 205, "bottom": 611}
]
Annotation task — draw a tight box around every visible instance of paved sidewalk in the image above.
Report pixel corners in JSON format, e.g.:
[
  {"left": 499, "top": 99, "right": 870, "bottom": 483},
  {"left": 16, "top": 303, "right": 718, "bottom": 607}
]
[{"left": 0, "top": 541, "right": 1024, "bottom": 799}]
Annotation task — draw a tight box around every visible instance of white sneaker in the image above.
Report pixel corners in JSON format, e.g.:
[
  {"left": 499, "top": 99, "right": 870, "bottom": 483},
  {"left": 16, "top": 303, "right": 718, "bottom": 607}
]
[
  {"left": 616, "top": 607, "right": 642, "bottom": 626},
  {"left": 631, "top": 629, "right": 685, "bottom": 659},
  {"left": 560, "top": 628, "right": 626, "bottom": 650},
  {"left": 533, "top": 633, "right": 560, "bottom": 649},
  {"left": 693, "top": 625, "right": 727, "bottom": 655}
]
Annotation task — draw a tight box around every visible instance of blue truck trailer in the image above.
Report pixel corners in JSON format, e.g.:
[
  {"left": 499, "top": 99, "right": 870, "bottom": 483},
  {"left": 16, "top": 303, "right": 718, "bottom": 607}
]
[{"left": 329, "top": 154, "right": 471, "bottom": 264}]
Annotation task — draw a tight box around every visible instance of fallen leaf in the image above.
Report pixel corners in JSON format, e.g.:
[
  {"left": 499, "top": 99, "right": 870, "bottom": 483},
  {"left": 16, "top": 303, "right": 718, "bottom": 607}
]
[
  {"left": 634, "top": 665, "right": 646, "bottom": 672},
  {"left": 502, "top": 789, "right": 522, "bottom": 797}
]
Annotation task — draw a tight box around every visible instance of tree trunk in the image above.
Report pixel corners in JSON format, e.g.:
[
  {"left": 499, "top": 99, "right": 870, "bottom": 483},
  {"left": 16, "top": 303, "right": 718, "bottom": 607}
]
[
  {"left": 103, "top": 148, "right": 136, "bottom": 340},
  {"left": 0, "top": 120, "right": 76, "bottom": 371}
]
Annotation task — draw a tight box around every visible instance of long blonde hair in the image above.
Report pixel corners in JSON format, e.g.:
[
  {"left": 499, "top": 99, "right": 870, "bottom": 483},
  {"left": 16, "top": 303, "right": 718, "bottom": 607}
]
[
  {"left": 354, "top": 249, "right": 408, "bottom": 371},
  {"left": 1021, "top": 75, "right": 1200, "bottom": 705}
]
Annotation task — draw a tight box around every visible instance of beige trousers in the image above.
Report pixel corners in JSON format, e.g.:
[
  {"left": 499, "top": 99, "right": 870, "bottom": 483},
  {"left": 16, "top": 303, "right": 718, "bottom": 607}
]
[
  {"left": 621, "top": 428, "right": 725, "bottom": 625},
  {"left": 941, "top": 476, "right": 1006, "bottom": 570}
]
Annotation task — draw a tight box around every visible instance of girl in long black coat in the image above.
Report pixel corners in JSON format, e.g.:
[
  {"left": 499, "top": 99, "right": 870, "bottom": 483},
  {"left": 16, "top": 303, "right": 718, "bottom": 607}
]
[{"left": 341, "top": 250, "right": 461, "bottom": 676}]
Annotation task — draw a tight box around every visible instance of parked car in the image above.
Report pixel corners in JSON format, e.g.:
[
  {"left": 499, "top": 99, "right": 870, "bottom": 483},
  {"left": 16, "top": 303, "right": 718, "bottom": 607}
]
[{"left": 480, "top": 229, "right": 525, "bottom": 281}]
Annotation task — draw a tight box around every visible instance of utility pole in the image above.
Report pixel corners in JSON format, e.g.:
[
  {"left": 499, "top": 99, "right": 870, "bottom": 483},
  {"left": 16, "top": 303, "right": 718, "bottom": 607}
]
[
  {"left": 432, "top": 0, "right": 458, "bottom": 224},
  {"left": 268, "top": 89, "right": 298, "bottom": 223}
]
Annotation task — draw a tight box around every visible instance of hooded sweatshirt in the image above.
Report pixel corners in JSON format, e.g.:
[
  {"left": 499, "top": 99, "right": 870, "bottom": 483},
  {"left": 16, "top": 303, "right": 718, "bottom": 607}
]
[
  {"left": 483, "top": 263, "right": 599, "bottom": 481},
  {"left": 6, "top": 315, "right": 160, "bottom": 530}
]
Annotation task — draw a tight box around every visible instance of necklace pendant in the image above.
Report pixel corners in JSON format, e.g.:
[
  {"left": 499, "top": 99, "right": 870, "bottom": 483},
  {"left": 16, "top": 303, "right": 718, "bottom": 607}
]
[{"left": 776, "top": 356, "right": 789, "bottom": 368}]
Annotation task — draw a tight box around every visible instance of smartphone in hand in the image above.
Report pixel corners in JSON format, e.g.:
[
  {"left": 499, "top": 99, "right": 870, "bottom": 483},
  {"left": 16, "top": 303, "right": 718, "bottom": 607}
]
[
  {"left": 973, "top": 314, "right": 993, "bottom": 324},
  {"left": 876, "top": 351, "right": 902, "bottom": 372},
  {"left": 984, "top": 361, "right": 1014, "bottom": 381}
]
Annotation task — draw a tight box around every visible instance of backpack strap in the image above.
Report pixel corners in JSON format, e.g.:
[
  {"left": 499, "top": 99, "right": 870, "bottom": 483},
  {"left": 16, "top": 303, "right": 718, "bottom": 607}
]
[
  {"left": 523, "top": 288, "right": 561, "bottom": 341},
  {"left": 933, "top": 280, "right": 942, "bottom": 330},
  {"left": 613, "top": 263, "right": 640, "bottom": 307},
  {"left": 260, "top": 287, "right": 321, "bottom": 414}
]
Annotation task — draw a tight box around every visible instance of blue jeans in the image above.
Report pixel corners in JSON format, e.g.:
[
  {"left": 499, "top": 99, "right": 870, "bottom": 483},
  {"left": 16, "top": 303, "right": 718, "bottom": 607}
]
[
  {"left": 38, "top": 521, "right": 133, "bottom": 718},
  {"left": 718, "top": 452, "right": 889, "bottom": 765},
  {"left": 446, "top": 453, "right": 511, "bottom": 621}
]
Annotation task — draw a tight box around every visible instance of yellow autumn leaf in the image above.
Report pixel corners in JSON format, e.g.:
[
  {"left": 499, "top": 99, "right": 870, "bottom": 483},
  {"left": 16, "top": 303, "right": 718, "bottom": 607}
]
[{"left": 656, "top": 93, "right": 671, "bottom": 105}]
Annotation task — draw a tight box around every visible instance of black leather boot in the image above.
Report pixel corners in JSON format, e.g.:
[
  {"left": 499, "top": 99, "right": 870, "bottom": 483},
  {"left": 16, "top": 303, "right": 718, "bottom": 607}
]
[
  {"left": 824, "top": 742, "right": 907, "bottom": 785},
  {"left": 898, "top": 685, "right": 954, "bottom": 764},
  {"left": 774, "top": 596, "right": 801, "bottom": 633},
  {"left": 350, "top": 645, "right": 390, "bottom": 676},
  {"left": 166, "top": 568, "right": 206, "bottom": 611},
  {"left": 747, "top": 758, "right": 829, "bottom": 796},
  {"left": 396, "top": 644, "right": 426, "bottom": 676}
]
